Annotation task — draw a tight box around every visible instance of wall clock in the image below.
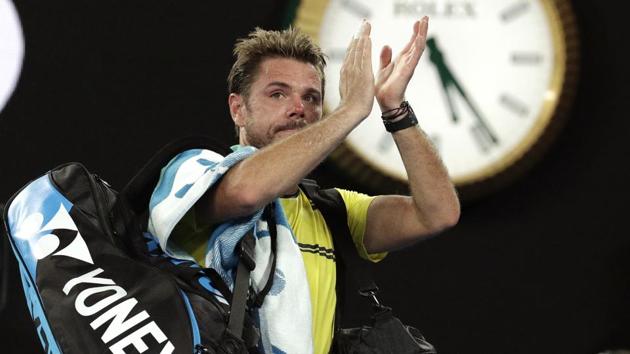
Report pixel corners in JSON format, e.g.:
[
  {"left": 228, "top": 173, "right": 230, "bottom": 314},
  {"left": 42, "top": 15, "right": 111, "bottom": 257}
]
[{"left": 291, "top": 0, "right": 579, "bottom": 200}]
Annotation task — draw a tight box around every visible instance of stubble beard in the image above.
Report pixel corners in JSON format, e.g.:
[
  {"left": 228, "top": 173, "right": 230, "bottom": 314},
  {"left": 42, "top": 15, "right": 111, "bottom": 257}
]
[
  {"left": 243, "top": 116, "right": 272, "bottom": 149},
  {"left": 241, "top": 101, "right": 313, "bottom": 148}
]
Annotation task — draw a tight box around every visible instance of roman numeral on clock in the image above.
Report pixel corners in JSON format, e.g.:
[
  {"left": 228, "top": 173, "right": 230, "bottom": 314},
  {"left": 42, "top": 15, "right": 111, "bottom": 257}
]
[
  {"left": 340, "top": 0, "right": 372, "bottom": 19},
  {"left": 500, "top": 1, "right": 529, "bottom": 22},
  {"left": 511, "top": 52, "right": 543, "bottom": 65},
  {"left": 500, "top": 93, "right": 529, "bottom": 117}
]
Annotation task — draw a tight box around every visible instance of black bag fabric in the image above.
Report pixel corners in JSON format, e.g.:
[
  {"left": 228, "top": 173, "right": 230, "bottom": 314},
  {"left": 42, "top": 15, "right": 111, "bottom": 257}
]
[
  {"left": 299, "top": 179, "right": 437, "bottom": 354},
  {"left": 331, "top": 306, "right": 437, "bottom": 354},
  {"left": 2, "top": 137, "right": 266, "bottom": 354}
]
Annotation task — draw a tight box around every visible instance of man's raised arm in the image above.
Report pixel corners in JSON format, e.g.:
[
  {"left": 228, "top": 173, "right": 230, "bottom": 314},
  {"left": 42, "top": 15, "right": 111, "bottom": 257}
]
[{"left": 363, "top": 17, "right": 460, "bottom": 253}]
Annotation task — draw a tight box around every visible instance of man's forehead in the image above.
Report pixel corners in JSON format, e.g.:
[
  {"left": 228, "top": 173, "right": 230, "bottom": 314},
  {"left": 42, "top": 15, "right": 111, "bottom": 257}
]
[{"left": 253, "top": 57, "right": 322, "bottom": 91}]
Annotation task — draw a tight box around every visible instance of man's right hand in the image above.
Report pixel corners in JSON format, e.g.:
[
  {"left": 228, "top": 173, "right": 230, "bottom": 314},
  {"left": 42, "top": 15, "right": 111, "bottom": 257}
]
[{"left": 338, "top": 20, "right": 375, "bottom": 119}]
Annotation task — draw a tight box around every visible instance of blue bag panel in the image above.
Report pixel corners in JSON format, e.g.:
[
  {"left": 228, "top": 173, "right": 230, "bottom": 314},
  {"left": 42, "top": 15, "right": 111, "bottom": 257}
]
[
  {"left": 178, "top": 290, "right": 201, "bottom": 349},
  {"left": 4, "top": 173, "right": 73, "bottom": 354},
  {"left": 197, "top": 276, "right": 229, "bottom": 306},
  {"left": 15, "top": 260, "right": 61, "bottom": 354},
  {"left": 6, "top": 174, "right": 76, "bottom": 278}
]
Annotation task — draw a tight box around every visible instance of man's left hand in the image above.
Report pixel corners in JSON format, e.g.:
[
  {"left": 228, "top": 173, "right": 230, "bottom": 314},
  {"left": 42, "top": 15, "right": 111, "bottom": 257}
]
[{"left": 375, "top": 17, "right": 429, "bottom": 112}]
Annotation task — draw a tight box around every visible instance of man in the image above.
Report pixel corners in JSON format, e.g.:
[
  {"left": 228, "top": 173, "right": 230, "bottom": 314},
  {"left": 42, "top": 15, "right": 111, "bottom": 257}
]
[{"left": 153, "top": 18, "right": 459, "bottom": 353}]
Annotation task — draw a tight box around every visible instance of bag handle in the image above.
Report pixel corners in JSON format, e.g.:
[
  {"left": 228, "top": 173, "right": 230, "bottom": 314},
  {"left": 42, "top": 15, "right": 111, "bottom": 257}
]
[{"left": 121, "top": 136, "right": 231, "bottom": 215}]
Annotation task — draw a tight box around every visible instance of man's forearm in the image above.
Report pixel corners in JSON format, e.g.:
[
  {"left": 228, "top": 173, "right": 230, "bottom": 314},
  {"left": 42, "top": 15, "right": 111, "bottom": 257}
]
[
  {"left": 392, "top": 124, "right": 460, "bottom": 231},
  {"left": 202, "top": 106, "right": 367, "bottom": 223},
  {"left": 234, "top": 106, "right": 362, "bottom": 198}
]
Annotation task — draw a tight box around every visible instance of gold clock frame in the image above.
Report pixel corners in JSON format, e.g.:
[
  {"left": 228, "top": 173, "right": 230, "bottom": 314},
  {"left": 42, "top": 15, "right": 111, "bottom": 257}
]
[{"left": 292, "top": 0, "right": 580, "bottom": 200}]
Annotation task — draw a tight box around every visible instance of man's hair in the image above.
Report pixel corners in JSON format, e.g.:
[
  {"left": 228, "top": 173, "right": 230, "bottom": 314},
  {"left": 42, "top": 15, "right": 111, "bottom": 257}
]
[{"left": 227, "top": 26, "right": 327, "bottom": 99}]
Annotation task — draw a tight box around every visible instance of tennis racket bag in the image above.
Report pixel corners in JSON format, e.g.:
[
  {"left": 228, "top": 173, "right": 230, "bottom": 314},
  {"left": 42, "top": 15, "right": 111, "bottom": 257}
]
[{"left": 2, "top": 137, "right": 266, "bottom": 354}]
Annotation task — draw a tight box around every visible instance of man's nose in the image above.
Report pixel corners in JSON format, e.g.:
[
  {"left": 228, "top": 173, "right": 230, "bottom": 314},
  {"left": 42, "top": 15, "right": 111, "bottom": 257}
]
[{"left": 288, "top": 95, "right": 305, "bottom": 117}]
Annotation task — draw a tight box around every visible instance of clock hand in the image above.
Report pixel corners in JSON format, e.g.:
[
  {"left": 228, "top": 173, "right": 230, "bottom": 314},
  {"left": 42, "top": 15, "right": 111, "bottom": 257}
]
[
  {"left": 446, "top": 65, "right": 499, "bottom": 145},
  {"left": 426, "top": 37, "right": 499, "bottom": 145},
  {"left": 427, "top": 37, "right": 460, "bottom": 123}
]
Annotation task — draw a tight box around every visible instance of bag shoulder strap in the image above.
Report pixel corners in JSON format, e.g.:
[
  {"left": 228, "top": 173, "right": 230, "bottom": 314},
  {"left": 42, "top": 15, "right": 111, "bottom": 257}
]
[
  {"left": 298, "top": 179, "right": 355, "bottom": 259},
  {"left": 120, "top": 135, "right": 232, "bottom": 216},
  {"left": 229, "top": 230, "right": 256, "bottom": 337},
  {"left": 299, "top": 179, "right": 378, "bottom": 329}
]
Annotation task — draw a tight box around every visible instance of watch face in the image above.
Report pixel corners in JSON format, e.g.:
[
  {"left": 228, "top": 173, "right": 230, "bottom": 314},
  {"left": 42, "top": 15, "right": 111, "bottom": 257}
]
[{"left": 310, "top": 0, "right": 573, "bottom": 187}]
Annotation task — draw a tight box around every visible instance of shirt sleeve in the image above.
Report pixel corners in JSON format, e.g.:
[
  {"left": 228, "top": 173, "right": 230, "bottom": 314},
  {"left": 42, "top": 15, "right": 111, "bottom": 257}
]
[
  {"left": 170, "top": 207, "right": 213, "bottom": 266},
  {"left": 335, "top": 188, "right": 387, "bottom": 262}
]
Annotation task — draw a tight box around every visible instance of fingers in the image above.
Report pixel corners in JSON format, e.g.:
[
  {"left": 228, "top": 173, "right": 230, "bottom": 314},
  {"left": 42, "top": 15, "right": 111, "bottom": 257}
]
[
  {"left": 338, "top": 20, "right": 375, "bottom": 114},
  {"left": 399, "top": 20, "right": 420, "bottom": 56},
  {"left": 410, "top": 17, "right": 429, "bottom": 63},
  {"left": 354, "top": 20, "right": 371, "bottom": 67},
  {"left": 339, "top": 20, "right": 374, "bottom": 103},
  {"left": 399, "top": 17, "right": 428, "bottom": 59},
  {"left": 361, "top": 27, "right": 372, "bottom": 71},
  {"left": 358, "top": 18, "right": 371, "bottom": 36},
  {"left": 379, "top": 45, "right": 390, "bottom": 69},
  {"left": 343, "top": 35, "right": 357, "bottom": 67},
  {"left": 376, "top": 45, "right": 394, "bottom": 86},
  {"left": 343, "top": 20, "right": 371, "bottom": 68},
  {"left": 416, "top": 16, "right": 429, "bottom": 49},
  {"left": 419, "top": 16, "right": 429, "bottom": 38}
]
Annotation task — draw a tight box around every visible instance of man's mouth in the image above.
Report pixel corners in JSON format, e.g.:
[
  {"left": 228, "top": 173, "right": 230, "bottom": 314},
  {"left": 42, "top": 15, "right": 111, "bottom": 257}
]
[{"left": 273, "top": 121, "right": 307, "bottom": 134}]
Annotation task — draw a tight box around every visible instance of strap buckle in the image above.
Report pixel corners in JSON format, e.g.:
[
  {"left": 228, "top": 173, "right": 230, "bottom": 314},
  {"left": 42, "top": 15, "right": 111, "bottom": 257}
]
[
  {"left": 237, "top": 232, "right": 256, "bottom": 271},
  {"left": 358, "top": 283, "right": 381, "bottom": 306}
]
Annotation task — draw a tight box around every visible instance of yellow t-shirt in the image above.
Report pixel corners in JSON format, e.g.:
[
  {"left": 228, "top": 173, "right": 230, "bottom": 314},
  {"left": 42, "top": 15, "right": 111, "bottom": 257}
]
[
  {"left": 280, "top": 188, "right": 385, "bottom": 354},
  {"left": 171, "top": 187, "right": 385, "bottom": 354}
]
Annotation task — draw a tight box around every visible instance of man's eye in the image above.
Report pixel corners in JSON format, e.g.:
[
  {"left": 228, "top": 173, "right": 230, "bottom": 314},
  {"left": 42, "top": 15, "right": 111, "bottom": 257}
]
[
  {"left": 271, "top": 92, "right": 284, "bottom": 99},
  {"left": 304, "top": 95, "right": 319, "bottom": 103}
]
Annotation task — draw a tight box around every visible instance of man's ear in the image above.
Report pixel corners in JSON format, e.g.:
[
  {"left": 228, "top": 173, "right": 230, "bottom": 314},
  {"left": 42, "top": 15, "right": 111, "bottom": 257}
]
[{"left": 228, "top": 93, "right": 245, "bottom": 128}]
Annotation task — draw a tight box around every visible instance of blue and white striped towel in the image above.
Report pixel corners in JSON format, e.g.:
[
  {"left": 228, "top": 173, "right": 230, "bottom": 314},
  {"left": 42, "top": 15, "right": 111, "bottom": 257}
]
[{"left": 147, "top": 146, "right": 313, "bottom": 353}]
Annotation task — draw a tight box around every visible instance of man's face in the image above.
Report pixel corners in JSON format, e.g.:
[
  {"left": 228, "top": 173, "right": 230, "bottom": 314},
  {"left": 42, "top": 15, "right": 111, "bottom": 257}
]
[{"left": 230, "top": 57, "right": 323, "bottom": 148}]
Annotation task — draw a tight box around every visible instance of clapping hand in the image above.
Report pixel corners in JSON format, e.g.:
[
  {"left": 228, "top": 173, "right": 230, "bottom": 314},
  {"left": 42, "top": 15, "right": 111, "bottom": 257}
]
[
  {"left": 338, "top": 20, "right": 375, "bottom": 119},
  {"left": 375, "top": 17, "right": 429, "bottom": 112}
]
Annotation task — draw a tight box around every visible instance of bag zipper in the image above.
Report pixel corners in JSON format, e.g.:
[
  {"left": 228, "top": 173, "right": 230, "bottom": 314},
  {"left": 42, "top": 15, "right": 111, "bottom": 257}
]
[
  {"left": 47, "top": 163, "right": 117, "bottom": 243},
  {"left": 90, "top": 173, "right": 116, "bottom": 241},
  {"left": 93, "top": 173, "right": 119, "bottom": 238}
]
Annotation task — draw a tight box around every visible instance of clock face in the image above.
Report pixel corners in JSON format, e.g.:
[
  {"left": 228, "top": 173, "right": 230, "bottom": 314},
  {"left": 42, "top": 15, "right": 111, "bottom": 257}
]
[{"left": 309, "top": 0, "right": 571, "bottom": 186}]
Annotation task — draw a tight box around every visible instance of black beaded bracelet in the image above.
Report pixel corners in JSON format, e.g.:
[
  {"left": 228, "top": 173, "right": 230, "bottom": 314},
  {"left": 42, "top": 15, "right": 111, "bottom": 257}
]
[
  {"left": 381, "top": 101, "right": 419, "bottom": 133},
  {"left": 381, "top": 101, "right": 410, "bottom": 120}
]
